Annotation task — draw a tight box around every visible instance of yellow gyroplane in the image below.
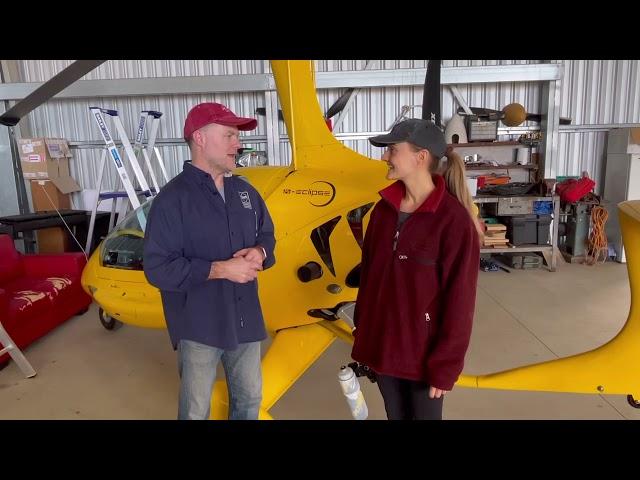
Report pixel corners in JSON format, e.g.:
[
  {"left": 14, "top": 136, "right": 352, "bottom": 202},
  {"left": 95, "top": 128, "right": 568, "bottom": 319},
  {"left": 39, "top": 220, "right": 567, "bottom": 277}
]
[{"left": 80, "top": 60, "right": 640, "bottom": 418}]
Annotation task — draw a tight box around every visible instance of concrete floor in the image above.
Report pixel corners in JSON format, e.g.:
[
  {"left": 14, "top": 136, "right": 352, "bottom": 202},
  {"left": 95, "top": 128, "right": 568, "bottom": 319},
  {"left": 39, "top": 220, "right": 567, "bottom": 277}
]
[{"left": 1, "top": 261, "right": 638, "bottom": 420}]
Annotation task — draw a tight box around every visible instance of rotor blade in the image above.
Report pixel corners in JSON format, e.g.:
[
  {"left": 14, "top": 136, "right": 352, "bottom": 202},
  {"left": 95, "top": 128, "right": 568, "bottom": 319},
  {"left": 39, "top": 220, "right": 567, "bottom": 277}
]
[
  {"left": 526, "top": 113, "right": 572, "bottom": 125},
  {"left": 422, "top": 60, "right": 441, "bottom": 127},
  {"left": 456, "top": 106, "right": 505, "bottom": 121},
  {"left": 456, "top": 106, "right": 571, "bottom": 125},
  {"left": 0, "top": 60, "right": 106, "bottom": 127}
]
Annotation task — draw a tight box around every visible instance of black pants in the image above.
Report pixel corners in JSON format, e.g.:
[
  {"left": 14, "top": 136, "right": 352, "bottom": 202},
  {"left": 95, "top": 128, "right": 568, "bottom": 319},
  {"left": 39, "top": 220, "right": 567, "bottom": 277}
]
[{"left": 376, "top": 374, "right": 444, "bottom": 420}]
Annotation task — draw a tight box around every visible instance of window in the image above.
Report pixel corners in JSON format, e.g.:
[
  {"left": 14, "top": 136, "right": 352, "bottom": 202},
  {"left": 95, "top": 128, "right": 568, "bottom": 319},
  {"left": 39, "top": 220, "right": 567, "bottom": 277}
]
[
  {"left": 310, "top": 216, "right": 341, "bottom": 276},
  {"left": 347, "top": 203, "right": 374, "bottom": 248},
  {"left": 101, "top": 200, "right": 152, "bottom": 270}
]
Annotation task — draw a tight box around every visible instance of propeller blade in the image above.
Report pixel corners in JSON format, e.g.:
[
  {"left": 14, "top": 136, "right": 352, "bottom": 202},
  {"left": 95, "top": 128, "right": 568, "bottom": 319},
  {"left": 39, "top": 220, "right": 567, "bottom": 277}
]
[
  {"left": 255, "top": 107, "right": 285, "bottom": 122},
  {"left": 324, "top": 88, "right": 355, "bottom": 119}
]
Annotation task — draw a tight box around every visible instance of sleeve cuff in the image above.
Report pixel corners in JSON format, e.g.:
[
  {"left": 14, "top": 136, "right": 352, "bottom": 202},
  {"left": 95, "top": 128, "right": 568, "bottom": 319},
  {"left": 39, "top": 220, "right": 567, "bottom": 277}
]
[{"left": 190, "top": 258, "right": 212, "bottom": 286}]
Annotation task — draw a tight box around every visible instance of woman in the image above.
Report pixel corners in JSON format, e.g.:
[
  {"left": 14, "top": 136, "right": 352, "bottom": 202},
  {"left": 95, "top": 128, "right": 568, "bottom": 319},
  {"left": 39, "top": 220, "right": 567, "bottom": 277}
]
[{"left": 351, "top": 118, "right": 480, "bottom": 420}]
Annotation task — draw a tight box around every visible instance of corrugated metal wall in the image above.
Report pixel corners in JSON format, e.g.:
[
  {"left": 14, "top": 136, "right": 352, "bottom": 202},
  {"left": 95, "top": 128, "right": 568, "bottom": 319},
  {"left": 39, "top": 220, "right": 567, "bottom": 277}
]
[
  {"left": 317, "top": 60, "right": 543, "bottom": 163},
  {"left": 16, "top": 60, "right": 640, "bottom": 195},
  {"left": 558, "top": 60, "right": 640, "bottom": 190},
  {"left": 23, "top": 93, "right": 266, "bottom": 192},
  {"left": 20, "top": 60, "right": 264, "bottom": 80},
  {"left": 19, "top": 61, "right": 268, "bottom": 192}
]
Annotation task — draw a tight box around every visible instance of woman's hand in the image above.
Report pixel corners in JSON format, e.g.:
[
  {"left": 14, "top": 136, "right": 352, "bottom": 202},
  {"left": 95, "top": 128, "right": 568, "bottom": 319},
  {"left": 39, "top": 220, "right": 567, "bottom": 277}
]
[{"left": 429, "top": 386, "right": 449, "bottom": 399}]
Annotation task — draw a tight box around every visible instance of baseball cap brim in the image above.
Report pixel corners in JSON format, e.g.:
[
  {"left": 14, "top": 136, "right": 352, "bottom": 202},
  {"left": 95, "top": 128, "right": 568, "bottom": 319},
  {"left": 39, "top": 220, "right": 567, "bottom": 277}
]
[
  {"left": 368, "top": 131, "right": 407, "bottom": 147},
  {"left": 215, "top": 115, "right": 258, "bottom": 131}
]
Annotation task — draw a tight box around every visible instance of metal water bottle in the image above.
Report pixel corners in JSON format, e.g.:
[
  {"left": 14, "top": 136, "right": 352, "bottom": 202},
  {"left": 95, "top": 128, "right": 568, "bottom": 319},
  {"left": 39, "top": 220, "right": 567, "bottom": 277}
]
[{"left": 338, "top": 365, "right": 368, "bottom": 420}]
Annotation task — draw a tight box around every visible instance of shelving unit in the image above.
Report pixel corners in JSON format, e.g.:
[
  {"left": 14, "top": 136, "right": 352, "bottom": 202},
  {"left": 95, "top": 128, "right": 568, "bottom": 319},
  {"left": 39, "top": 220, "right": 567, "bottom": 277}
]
[
  {"left": 465, "top": 164, "right": 538, "bottom": 171},
  {"left": 474, "top": 195, "right": 560, "bottom": 272},
  {"left": 449, "top": 141, "right": 521, "bottom": 148},
  {"left": 457, "top": 138, "right": 558, "bottom": 269},
  {"left": 457, "top": 139, "right": 539, "bottom": 182}
]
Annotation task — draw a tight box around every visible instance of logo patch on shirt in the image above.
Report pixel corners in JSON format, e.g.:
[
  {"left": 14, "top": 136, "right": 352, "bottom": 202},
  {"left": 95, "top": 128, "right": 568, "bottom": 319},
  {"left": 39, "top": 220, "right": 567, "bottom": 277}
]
[{"left": 239, "top": 191, "right": 252, "bottom": 209}]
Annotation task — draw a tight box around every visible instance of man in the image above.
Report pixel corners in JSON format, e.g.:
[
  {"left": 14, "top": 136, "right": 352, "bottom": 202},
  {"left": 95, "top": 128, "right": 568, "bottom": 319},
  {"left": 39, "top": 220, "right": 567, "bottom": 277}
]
[{"left": 143, "top": 102, "right": 276, "bottom": 420}]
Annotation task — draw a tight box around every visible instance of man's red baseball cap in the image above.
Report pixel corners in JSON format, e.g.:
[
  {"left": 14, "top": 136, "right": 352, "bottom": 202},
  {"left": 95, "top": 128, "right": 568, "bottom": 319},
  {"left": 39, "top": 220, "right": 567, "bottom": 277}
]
[{"left": 183, "top": 102, "right": 257, "bottom": 141}]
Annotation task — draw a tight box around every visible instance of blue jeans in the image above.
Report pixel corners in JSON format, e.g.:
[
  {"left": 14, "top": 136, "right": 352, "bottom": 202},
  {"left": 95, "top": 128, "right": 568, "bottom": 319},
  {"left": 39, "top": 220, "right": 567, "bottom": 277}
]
[{"left": 177, "top": 339, "right": 262, "bottom": 420}]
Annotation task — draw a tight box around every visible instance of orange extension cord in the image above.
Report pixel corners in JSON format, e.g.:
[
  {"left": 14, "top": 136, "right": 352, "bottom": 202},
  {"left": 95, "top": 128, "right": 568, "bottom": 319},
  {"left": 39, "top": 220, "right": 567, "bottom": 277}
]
[{"left": 585, "top": 206, "right": 609, "bottom": 266}]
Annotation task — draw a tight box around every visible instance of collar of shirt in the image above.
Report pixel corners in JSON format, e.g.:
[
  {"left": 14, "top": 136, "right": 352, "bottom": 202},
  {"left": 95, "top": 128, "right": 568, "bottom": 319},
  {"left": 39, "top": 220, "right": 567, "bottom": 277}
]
[
  {"left": 183, "top": 161, "right": 214, "bottom": 185},
  {"left": 379, "top": 173, "right": 446, "bottom": 213},
  {"left": 183, "top": 161, "right": 230, "bottom": 201}
]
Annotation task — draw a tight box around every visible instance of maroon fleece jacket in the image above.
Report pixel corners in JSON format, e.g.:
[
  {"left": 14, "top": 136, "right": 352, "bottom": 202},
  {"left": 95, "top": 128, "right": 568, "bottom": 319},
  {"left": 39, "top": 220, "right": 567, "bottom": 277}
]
[{"left": 351, "top": 174, "right": 480, "bottom": 390}]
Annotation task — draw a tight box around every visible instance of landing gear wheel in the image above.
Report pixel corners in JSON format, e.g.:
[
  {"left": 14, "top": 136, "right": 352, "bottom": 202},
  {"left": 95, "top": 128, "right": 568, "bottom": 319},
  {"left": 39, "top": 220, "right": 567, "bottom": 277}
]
[
  {"left": 627, "top": 395, "right": 640, "bottom": 409},
  {"left": 99, "top": 308, "right": 123, "bottom": 331}
]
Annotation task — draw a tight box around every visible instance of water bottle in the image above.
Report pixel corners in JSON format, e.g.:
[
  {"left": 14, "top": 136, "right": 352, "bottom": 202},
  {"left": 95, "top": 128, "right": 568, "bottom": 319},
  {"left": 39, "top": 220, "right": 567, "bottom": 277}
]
[{"left": 338, "top": 365, "right": 368, "bottom": 420}]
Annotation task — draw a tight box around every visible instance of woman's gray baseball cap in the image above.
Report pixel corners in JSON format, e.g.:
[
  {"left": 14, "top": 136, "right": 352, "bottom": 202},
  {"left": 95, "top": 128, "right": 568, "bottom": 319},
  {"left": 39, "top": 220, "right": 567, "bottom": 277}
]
[{"left": 369, "top": 118, "right": 448, "bottom": 158}]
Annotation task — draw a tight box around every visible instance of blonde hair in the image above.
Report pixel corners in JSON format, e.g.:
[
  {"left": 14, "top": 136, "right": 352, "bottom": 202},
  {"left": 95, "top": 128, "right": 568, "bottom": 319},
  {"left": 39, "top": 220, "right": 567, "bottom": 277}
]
[
  {"left": 410, "top": 143, "right": 483, "bottom": 238},
  {"left": 442, "top": 148, "right": 476, "bottom": 216}
]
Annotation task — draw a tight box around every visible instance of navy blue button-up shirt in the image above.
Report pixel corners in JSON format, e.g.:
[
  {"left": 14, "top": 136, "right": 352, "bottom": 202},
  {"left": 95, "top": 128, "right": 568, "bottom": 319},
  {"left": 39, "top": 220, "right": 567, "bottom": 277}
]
[{"left": 143, "top": 162, "right": 276, "bottom": 350}]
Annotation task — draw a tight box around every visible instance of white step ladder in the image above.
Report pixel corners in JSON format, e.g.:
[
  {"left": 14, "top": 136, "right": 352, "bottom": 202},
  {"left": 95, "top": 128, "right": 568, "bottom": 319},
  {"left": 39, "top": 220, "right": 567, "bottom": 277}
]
[
  {"left": 0, "top": 320, "right": 36, "bottom": 378},
  {"left": 84, "top": 107, "right": 162, "bottom": 254},
  {"left": 133, "top": 110, "right": 169, "bottom": 195}
]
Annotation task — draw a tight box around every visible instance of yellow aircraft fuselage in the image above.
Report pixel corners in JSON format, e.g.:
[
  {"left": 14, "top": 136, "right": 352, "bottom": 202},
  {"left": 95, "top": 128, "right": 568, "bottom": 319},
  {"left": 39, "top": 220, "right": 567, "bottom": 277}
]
[{"left": 81, "top": 162, "right": 389, "bottom": 334}]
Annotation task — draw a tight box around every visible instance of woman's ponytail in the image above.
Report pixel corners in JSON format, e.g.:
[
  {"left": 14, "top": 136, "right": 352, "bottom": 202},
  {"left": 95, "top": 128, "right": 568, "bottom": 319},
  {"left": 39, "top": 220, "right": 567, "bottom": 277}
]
[{"left": 443, "top": 147, "right": 484, "bottom": 238}]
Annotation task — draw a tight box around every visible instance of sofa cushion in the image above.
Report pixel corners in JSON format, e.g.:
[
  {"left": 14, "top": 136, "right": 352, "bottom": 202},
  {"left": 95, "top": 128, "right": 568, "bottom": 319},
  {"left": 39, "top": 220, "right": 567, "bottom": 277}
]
[
  {"left": 5, "top": 277, "right": 52, "bottom": 294},
  {"left": 5, "top": 287, "right": 53, "bottom": 331},
  {"left": 0, "top": 235, "right": 23, "bottom": 285},
  {"left": 42, "top": 276, "right": 76, "bottom": 301}
]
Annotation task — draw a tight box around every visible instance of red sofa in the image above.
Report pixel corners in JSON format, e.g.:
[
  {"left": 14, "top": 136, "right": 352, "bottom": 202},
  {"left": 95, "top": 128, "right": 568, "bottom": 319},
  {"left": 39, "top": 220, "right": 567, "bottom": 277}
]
[{"left": 0, "top": 234, "right": 91, "bottom": 367}]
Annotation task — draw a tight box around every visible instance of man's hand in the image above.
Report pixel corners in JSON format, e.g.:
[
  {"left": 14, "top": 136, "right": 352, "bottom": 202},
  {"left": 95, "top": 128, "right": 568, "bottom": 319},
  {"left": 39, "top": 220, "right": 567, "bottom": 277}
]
[
  {"left": 429, "top": 386, "right": 449, "bottom": 399},
  {"left": 209, "top": 256, "right": 260, "bottom": 283},
  {"left": 233, "top": 247, "right": 265, "bottom": 269}
]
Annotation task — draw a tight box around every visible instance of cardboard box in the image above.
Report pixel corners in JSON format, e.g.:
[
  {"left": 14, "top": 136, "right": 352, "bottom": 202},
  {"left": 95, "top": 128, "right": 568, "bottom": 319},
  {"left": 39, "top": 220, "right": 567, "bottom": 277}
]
[
  {"left": 19, "top": 138, "right": 72, "bottom": 179},
  {"left": 20, "top": 137, "right": 81, "bottom": 212},
  {"left": 37, "top": 227, "right": 70, "bottom": 253},
  {"left": 30, "top": 179, "right": 79, "bottom": 211},
  {"left": 608, "top": 128, "right": 640, "bottom": 154}
]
